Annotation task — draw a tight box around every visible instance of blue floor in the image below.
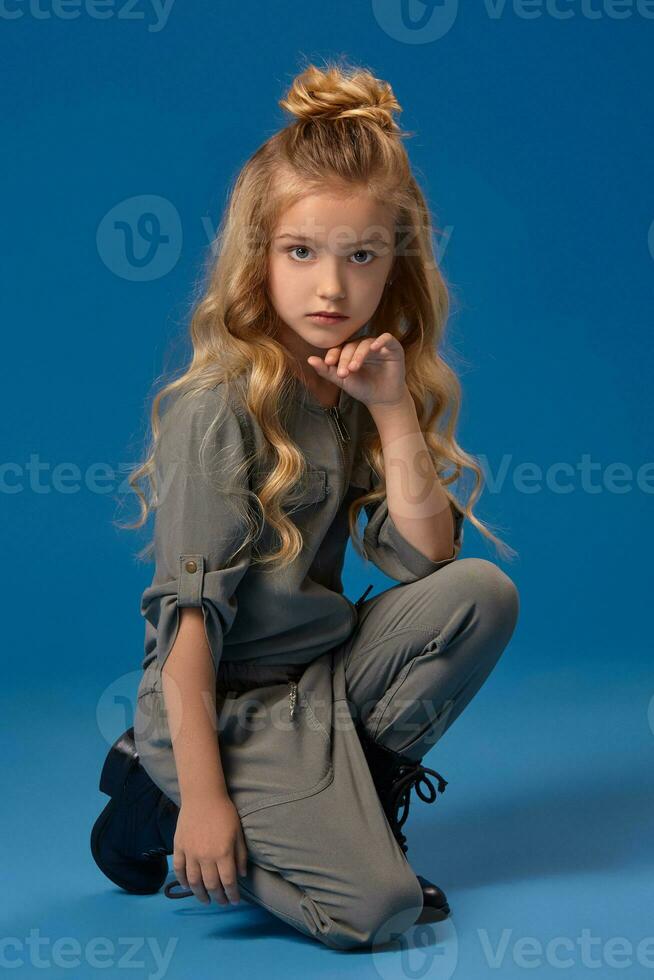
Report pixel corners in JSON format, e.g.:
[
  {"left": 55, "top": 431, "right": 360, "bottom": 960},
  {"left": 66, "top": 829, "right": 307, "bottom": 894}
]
[{"left": 4, "top": 651, "right": 653, "bottom": 979}]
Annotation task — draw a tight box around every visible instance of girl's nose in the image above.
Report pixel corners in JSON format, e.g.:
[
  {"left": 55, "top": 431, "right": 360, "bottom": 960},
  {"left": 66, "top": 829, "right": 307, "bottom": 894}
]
[
  {"left": 317, "top": 263, "right": 346, "bottom": 301},
  {"left": 317, "top": 287, "right": 346, "bottom": 303}
]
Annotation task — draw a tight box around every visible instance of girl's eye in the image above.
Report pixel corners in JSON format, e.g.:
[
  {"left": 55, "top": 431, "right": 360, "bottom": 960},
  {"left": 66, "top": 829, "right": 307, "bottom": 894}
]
[
  {"left": 350, "top": 249, "right": 376, "bottom": 265},
  {"left": 289, "top": 246, "right": 313, "bottom": 261},
  {"left": 287, "top": 246, "right": 377, "bottom": 264}
]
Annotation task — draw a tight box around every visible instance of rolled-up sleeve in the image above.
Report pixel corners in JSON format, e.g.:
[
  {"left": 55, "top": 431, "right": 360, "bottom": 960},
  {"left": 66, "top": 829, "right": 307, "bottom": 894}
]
[
  {"left": 363, "top": 491, "right": 465, "bottom": 583},
  {"left": 140, "top": 387, "right": 252, "bottom": 677}
]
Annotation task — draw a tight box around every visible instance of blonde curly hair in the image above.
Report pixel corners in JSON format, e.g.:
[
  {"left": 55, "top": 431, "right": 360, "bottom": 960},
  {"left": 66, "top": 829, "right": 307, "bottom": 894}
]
[{"left": 118, "top": 57, "right": 517, "bottom": 571}]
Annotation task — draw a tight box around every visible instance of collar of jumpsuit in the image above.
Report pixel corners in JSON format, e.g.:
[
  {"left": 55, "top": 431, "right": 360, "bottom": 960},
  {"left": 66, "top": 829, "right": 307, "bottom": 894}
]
[
  {"left": 139, "top": 374, "right": 465, "bottom": 692},
  {"left": 287, "top": 371, "right": 353, "bottom": 414}
]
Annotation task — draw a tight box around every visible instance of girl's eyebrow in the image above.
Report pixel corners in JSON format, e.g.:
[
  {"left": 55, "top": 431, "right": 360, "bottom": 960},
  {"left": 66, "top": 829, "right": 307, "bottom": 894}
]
[{"left": 275, "top": 232, "right": 389, "bottom": 247}]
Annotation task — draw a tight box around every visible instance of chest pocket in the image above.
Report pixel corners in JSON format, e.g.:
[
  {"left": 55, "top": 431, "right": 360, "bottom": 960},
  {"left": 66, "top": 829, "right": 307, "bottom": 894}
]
[{"left": 283, "top": 468, "right": 328, "bottom": 513}]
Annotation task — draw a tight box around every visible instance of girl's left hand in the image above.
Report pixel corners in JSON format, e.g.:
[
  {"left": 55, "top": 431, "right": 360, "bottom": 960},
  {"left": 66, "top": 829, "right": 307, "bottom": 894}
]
[{"left": 307, "top": 332, "right": 408, "bottom": 409}]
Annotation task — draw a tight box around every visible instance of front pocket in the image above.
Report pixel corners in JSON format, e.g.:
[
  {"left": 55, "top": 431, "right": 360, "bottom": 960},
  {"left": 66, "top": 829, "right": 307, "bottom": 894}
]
[
  {"left": 282, "top": 468, "right": 328, "bottom": 513},
  {"left": 217, "top": 653, "right": 335, "bottom": 819}
]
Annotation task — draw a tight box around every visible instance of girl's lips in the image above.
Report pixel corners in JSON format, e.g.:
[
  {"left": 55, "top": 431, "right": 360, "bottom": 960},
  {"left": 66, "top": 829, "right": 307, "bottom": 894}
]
[{"left": 307, "top": 313, "right": 349, "bottom": 322}]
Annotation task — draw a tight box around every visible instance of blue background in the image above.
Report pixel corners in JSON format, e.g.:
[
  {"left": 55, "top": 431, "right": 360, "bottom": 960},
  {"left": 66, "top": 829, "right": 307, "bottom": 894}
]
[{"left": 3, "top": 1, "right": 653, "bottom": 976}]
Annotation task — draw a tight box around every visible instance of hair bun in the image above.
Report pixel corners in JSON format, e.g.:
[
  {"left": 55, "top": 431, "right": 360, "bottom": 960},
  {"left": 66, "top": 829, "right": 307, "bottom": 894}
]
[{"left": 279, "top": 62, "right": 402, "bottom": 134}]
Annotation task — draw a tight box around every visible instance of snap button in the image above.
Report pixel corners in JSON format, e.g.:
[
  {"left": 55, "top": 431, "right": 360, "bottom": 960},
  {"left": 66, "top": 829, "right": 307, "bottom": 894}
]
[{"left": 178, "top": 555, "right": 204, "bottom": 605}]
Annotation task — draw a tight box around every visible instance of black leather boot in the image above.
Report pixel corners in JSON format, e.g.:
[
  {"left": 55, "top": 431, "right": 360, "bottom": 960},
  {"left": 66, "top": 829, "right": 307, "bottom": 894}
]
[
  {"left": 90, "top": 727, "right": 179, "bottom": 894},
  {"left": 355, "top": 720, "right": 451, "bottom": 920}
]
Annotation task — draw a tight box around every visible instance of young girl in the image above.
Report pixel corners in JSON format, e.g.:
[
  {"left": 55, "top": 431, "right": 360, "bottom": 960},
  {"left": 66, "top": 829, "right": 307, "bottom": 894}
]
[{"left": 90, "top": 60, "right": 520, "bottom": 951}]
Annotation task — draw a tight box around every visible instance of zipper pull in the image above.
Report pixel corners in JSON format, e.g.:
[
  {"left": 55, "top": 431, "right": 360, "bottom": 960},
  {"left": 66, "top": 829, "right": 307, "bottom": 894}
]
[
  {"left": 328, "top": 406, "right": 350, "bottom": 443},
  {"left": 354, "top": 583, "right": 374, "bottom": 610},
  {"left": 288, "top": 681, "right": 298, "bottom": 721}
]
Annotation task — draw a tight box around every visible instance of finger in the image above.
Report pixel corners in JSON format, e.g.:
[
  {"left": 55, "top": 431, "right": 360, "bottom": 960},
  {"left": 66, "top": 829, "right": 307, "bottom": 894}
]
[
  {"left": 173, "top": 850, "right": 189, "bottom": 890},
  {"left": 218, "top": 855, "right": 241, "bottom": 905},
  {"left": 336, "top": 357, "right": 350, "bottom": 377},
  {"left": 370, "top": 333, "right": 395, "bottom": 351},
  {"left": 185, "top": 858, "right": 211, "bottom": 905},
  {"left": 348, "top": 338, "right": 377, "bottom": 371},
  {"left": 236, "top": 832, "right": 249, "bottom": 878},
  {"left": 369, "top": 339, "right": 390, "bottom": 354},
  {"left": 201, "top": 862, "right": 229, "bottom": 906},
  {"left": 339, "top": 341, "right": 375, "bottom": 375},
  {"left": 322, "top": 341, "right": 357, "bottom": 373},
  {"left": 338, "top": 337, "right": 368, "bottom": 374},
  {"left": 335, "top": 342, "right": 362, "bottom": 377}
]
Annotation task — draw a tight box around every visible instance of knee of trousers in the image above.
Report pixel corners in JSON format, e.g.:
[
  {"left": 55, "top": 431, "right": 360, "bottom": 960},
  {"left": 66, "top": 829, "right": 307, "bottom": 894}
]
[
  {"left": 451, "top": 557, "right": 520, "bottom": 639},
  {"left": 323, "top": 864, "right": 424, "bottom": 951}
]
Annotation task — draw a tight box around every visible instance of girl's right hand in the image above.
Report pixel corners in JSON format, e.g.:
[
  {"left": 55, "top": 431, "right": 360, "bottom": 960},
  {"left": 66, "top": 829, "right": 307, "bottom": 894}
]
[{"left": 172, "top": 794, "right": 249, "bottom": 905}]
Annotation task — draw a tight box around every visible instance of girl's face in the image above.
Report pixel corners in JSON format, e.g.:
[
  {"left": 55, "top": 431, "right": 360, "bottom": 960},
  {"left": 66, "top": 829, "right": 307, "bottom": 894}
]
[{"left": 267, "top": 189, "right": 395, "bottom": 361}]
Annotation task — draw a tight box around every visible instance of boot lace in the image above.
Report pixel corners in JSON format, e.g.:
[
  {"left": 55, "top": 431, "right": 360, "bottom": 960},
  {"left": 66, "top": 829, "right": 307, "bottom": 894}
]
[
  {"left": 164, "top": 880, "right": 194, "bottom": 899},
  {"left": 387, "top": 761, "right": 448, "bottom": 854}
]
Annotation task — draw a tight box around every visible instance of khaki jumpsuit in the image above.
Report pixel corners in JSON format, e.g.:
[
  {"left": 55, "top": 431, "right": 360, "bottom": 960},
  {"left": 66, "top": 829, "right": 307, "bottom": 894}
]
[{"left": 134, "top": 378, "right": 520, "bottom": 950}]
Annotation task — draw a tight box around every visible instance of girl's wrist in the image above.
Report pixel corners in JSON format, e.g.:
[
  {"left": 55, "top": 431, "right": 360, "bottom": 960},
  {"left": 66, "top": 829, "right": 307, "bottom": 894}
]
[
  {"left": 180, "top": 784, "right": 231, "bottom": 808},
  {"left": 368, "top": 388, "right": 416, "bottom": 438}
]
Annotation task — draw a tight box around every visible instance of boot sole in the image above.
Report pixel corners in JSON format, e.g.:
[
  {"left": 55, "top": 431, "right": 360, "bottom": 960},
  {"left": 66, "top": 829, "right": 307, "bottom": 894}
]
[
  {"left": 417, "top": 902, "right": 451, "bottom": 924},
  {"left": 90, "top": 728, "right": 168, "bottom": 895}
]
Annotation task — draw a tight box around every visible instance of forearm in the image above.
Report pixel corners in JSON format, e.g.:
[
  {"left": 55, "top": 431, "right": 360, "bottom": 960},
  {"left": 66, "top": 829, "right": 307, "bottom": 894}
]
[
  {"left": 369, "top": 389, "right": 455, "bottom": 563},
  {"left": 161, "top": 607, "right": 229, "bottom": 805}
]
